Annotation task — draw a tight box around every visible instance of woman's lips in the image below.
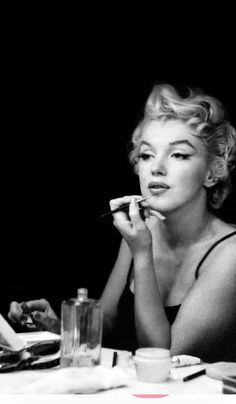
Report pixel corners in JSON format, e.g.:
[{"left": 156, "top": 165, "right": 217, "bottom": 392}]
[
  {"left": 149, "top": 187, "right": 169, "bottom": 195},
  {"left": 148, "top": 182, "right": 170, "bottom": 195}
]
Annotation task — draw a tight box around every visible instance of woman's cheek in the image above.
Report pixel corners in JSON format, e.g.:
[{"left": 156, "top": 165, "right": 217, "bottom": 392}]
[
  {"left": 187, "top": 165, "right": 208, "bottom": 185},
  {"left": 139, "top": 174, "right": 149, "bottom": 192}
]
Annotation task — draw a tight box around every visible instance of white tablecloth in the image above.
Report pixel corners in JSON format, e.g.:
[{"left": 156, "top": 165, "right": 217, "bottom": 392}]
[{"left": 0, "top": 347, "right": 227, "bottom": 402}]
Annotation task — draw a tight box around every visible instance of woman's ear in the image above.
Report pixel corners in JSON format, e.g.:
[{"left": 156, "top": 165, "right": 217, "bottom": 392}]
[{"left": 204, "top": 169, "right": 218, "bottom": 188}]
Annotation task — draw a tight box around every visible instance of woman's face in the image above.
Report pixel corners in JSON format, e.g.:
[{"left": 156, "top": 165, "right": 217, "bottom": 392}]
[{"left": 137, "top": 119, "right": 211, "bottom": 214}]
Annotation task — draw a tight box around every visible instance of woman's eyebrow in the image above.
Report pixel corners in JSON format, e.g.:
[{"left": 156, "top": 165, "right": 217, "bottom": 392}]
[
  {"left": 169, "top": 140, "right": 196, "bottom": 150},
  {"left": 140, "top": 139, "right": 196, "bottom": 150},
  {"left": 140, "top": 140, "right": 152, "bottom": 147}
]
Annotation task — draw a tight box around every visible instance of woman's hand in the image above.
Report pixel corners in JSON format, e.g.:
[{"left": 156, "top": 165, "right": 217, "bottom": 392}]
[
  {"left": 110, "top": 196, "right": 153, "bottom": 254},
  {"left": 8, "top": 299, "right": 61, "bottom": 334}
]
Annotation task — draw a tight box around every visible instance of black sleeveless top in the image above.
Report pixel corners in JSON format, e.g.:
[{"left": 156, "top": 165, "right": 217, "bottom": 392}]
[{"left": 110, "top": 231, "right": 236, "bottom": 352}]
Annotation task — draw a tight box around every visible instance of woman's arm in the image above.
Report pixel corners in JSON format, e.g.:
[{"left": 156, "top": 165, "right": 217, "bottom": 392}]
[
  {"left": 132, "top": 223, "right": 236, "bottom": 360},
  {"left": 170, "top": 239, "right": 236, "bottom": 362},
  {"left": 99, "top": 237, "right": 133, "bottom": 340},
  {"left": 133, "top": 248, "right": 171, "bottom": 348},
  {"left": 109, "top": 196, "right": 236, "bottom": 362},
  {"left": 110, "top": 197, "right": 172, "bottom": 348}
]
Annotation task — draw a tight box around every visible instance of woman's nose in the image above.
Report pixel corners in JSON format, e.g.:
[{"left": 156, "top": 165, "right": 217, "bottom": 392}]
[{"left": 150, "top": 157, "right": 167, "bottom": 176}]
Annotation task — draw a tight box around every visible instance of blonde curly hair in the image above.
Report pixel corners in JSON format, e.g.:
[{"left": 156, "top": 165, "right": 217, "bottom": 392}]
[{"left": 129, "top": 84, "right": 236, "bottom": 210}]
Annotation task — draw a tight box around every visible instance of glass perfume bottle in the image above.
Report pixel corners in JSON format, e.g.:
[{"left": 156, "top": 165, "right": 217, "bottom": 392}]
[{"left": 60, "top": 288, "right": 103, "bottom": 367}]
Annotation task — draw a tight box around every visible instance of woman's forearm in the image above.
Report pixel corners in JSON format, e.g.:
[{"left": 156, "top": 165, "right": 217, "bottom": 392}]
[{"left": 133, "top": 250, "right": 171, "bottom": 348}]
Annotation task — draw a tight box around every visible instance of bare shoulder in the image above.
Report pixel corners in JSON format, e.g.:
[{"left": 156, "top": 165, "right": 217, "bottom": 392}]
[
  {"left": 183, "top": 225, "right": 236, "bottom": 317},
  {"left": 213, "top": 220, "right": 236, "bottom": 261},
  {"left": 198, "top": 228, "right": 236, "bottom": 281},
  {"left": 205, "top": 218, "right": 236, "bottom": 262},
  {"left": 213, "top": 236, "right": 236, "bottom": 272}
]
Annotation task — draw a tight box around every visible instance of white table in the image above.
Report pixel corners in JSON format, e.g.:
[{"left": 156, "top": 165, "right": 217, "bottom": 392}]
[
  {"left": 0, "top": 347, "right": 232, "bottom": 403},
  {"left": 101, "top": 348, "right": 222, "bottom": 395}
]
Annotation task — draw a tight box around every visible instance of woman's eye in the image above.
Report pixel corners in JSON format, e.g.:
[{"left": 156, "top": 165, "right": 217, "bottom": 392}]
[
  {"left": 138, "top": 152, "right": 153, "bottom": 160},
  {"left": 172, "top": 153, "right": 191, "bottom": 160}
]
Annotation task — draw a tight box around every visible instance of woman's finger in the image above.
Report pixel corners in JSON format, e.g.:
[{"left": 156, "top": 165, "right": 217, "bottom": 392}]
[
  {"left": 32, "top": 311, "right": 60, "bottom": 333},
  {"left": 129, "top": 198, "right": 145, "bottom": 227},
  {"left": 149, "top": 209, "right": 166, "bottom": 221},
  {"left": 109, "top": 195, "right": 142, "bottom": 210},
  {"left": 26, "top": 299, "right": 50, "bottom": 313},
  {"left": 8, "top": 301, "right": 23, "bottom": 323},
  {"left": 142, "top": 208, "right": 150, "bottom": 219}
]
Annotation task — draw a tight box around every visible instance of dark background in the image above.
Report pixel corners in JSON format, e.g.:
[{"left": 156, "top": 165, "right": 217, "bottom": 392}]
[{"left": 3, "top": 36, "right": 236, "bottom": 325}]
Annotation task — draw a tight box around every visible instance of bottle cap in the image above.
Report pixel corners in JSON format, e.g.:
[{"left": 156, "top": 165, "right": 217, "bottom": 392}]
[{"left": 77, "top": 288, "right": 88, "bottom": 302}]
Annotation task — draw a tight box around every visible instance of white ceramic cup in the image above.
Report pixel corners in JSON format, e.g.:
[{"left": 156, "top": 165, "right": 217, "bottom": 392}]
[{"left": 134, "top": 347, "right": 171, "bottom": 383}]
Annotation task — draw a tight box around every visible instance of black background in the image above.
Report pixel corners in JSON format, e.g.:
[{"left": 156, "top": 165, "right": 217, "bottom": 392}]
[{"left": 3, "top": 29, "right": 236, "bottom": 324}]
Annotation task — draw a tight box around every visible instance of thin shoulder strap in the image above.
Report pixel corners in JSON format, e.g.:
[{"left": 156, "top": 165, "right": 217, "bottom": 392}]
[{"left": 195, "top": 230, "right": 236, "bottom": 279}]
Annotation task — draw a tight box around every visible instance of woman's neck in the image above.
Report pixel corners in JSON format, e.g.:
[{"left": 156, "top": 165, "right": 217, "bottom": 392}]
[{"left": 156, "top": 205, "right": 215, "bottom": 250}]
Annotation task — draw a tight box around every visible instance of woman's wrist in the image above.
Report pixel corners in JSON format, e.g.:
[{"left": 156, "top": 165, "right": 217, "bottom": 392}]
[
  {"left": 133, "top": 247, "right": 154, "bottom": 270},
  {"left": 130, "top": 238, "right": 152, "bottom": 255}
]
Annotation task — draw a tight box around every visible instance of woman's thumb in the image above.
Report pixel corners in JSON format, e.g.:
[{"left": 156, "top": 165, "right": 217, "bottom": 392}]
[{"left": 32, "top": 311, "right": 47, "bottom": 325}]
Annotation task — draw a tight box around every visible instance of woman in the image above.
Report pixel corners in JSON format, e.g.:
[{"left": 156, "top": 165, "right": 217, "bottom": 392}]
[{"left": 8, "top": 84, "right": 236, "bottom": 362}]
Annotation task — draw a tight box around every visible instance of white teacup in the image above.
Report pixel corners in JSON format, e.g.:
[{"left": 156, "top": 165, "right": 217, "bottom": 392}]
[{"left": 134, "top": 347, "right": 171, "bottom": 383}]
